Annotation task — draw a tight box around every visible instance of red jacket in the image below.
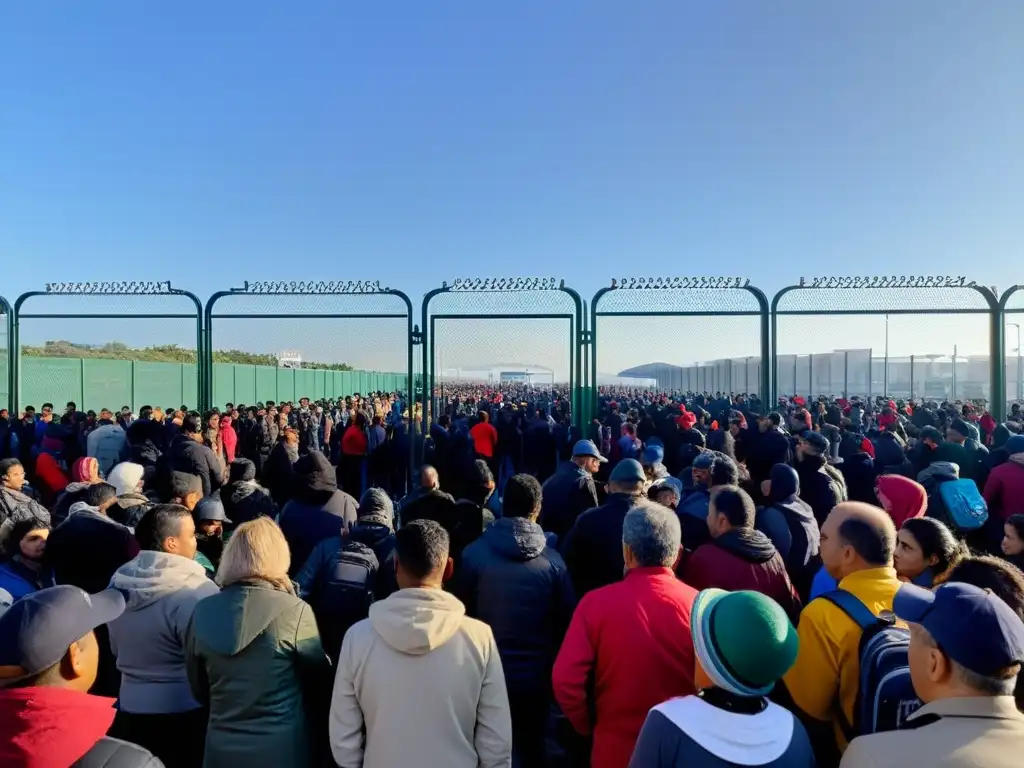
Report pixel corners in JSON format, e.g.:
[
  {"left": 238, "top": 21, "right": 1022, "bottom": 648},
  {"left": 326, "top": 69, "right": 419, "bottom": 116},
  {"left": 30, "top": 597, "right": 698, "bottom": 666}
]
[
  {"left": 0, "top": 686, "right": 116, "bottom": 768},
  {"left": 983, "top": 458, "right": 1024, "bottom": 523},
  {"left": 470, "top": 422, "right": 498, "bottom": 458},
  {"left": 552, "top": 567, "right": 697, "bottom": 768}
]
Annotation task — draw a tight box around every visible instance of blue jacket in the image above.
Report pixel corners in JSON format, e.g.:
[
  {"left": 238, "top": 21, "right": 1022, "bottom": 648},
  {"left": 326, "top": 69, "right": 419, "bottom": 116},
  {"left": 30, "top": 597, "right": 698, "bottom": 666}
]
[{"left": 0, "top": 558, "right": 53, "bottom": 601}]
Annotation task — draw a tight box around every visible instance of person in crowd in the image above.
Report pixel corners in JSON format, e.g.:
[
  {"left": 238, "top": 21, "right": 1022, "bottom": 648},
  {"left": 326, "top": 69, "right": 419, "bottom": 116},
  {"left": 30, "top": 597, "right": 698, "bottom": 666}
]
[
  {"left": 186, "top": 517, "right": 331, "bottom": 768},
  {"left": 747, "top": 412, "right": 793, "bottom": 486},
  {"left": 561, "top": 458, "right": 649, "bottom": 598},
  {"left": 296, "top": 487, "right": 399, "bottom": 661},
  {"left": 220, "top": 458, "right": 277, "bottom": 530},
  {"left": 894, "top": 516, "right": 967, "bottom": 588},
  {"left": 0, "top": 585, "right": 162, "bottom": 767},
  {"left": 193, "top": 496, "right": 231, "bottom": 572},
  {"left": 1002, "top": 514, "right": 1024, "bottom": 571},
  {"left": 107, "top": 504, "right": 219, "bottom": 768},
  {"left": 52, "top": 456, "right": 105, "bottom": 525},
  {"left": 675, "top": 451, "right": 726, "bottom": 551},
  {"left": 540, "top": 439, "right": 603, "bottom": 545},
  {"left": 629, "top": 589, "right": 814, "bottom": 768},
  {"left": 106, "top": 461, "right": 151, "bottom": 527},
  {"left": 908, "top": 425, "right": 944, "bottom": 474},
  {"left": 398, "top": 464, "right": 458, "bottom": 529},
  {"left": 451, "top": 459, "right": 498, "bottom": 559},
  {"left": 329, "top": 519, "right": 513, "bottom": 768},
  {"left": 202, "top": 411, "right": 225, "bottom": 472},
  {"left": 167, "top": 413, "right": 224, "bottom": 498},
  {"left": 0, "top": 518, "right": 53, "bottom": 600},
  {"left": 87, "top": 408, "right": 130, "bottom": 478},
  {"left": 339, "top": 412, "right": 369, "bottom": 497},
  {"left": 684, "top": 486, "right": 801, "bottom": 620},
  {"left": 470, "top": 409, "right": 498, "bottom": 464},
  {"left": 840, "top": 581, "right": 1024, "bottom": 767},
  {"left": 756, "top": 462, "right": 821, "bottom": 601},
  {"left": 984, "top": 434, "right": 1024, "bottom": 525},
  {"left": 278, "top": 451, "right": 358, "bottom": 575},
  {"left": 938, "top": 417, "right": 988, "bottom": 485},
  {"left": 0, "top": 459, "right": 52, "bottom": 549},
  {"left": 219, "top": 414, "right": 238, "bottom": 464},
  {"left": 650, "top": 477, "right": 682, "bottom": 510},
  {"left": 874, "top": 473, "right": 927, "bottom": 528},
  {"left": 641, "top": 443, "right": 671, "bottom": 485},
  {"left": 167, "top": 471, "right": 202, "bottom": 512},
  {"left": 263, "top": 425, "right": 300, "bottom": 504},
  {"left": 554, "top": 502, "right": 697, "bottom": 768},
  {"left": 782, "top": 501, "right": 901, "bottom": 762},
  {"left": 457, "top": 473, "right": 576, "bottom": 766},
  {"left": 794, "top": 432, "right": 847, "bottom": 525}
]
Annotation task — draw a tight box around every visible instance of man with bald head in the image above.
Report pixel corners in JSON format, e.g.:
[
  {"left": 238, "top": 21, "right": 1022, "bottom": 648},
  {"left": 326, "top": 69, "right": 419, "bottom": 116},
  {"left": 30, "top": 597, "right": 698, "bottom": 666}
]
[
  {"left": 782, "top": 502, "right": 901, "bottom": 763},
  {"left": 398, "top": 464, "right": 457, "bottom": 533}
]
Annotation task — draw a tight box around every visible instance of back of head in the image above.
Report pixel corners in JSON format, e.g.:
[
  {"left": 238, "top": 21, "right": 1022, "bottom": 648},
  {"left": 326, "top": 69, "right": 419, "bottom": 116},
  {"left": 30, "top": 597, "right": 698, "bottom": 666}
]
[
  {"left": 134, "top": 504, "right": 191, "bottom": 553},
  {"left": 464, "top": 460, "right": 495, "bottom": 505},
  {"left": 945, "top": 555, "right": 1024, "bottom": 620},
  {"left": 709, "top": 485, "right": 755, "bottom": 530},
  {"left": 832, "top": 502, "right": 897, "bottom": 570},
  {"left": 503, "top": 474, "right": 542, "bottom": 520},
  {"left": 395, "top": 519, "right": 450, "bottom": 584},
  {"left": 216, "top": 517, "right": 291, "bottom": 590},
  {"left": 419, "top": 465, "right": 439, "bottom": 490},
  {"left": 710, "top": 455, "right": 739, "bottom": 488},
  {"left": 107, "top": 462, "right": 145, "bottom": 497},
  {"left": 83, "top": 482, "right": 117, "bottom": 510},
  {"left": 181, "top": 412, "right": 203, "bottom": 436},
  {"left": 622, "top": 500, "right": 681, "bottom": 568},
  {"left": 768, "top": 463, "right": 799, "bottom": 502}
]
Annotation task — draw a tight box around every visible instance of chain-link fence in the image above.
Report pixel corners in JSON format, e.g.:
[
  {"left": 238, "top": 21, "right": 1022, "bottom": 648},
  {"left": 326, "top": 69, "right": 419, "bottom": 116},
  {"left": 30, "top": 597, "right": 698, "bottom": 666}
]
[
  {"left": 0, "top": 296, "right": 11, "bottom": 414},
  {"left": 420, "top": 278, "right": 583, "bottom": 431},
  {"left": 1001, "top": 285, "right": 1024, "bottom": 412},
  {"left": 13, "top": 282, "right": 203, "bottom": 414},
  {"left": 772, "top": 277, "right": 1000, "bottom": 407},
  {"left": 591, "top": 278, "right": 770, "bottom": 417}
]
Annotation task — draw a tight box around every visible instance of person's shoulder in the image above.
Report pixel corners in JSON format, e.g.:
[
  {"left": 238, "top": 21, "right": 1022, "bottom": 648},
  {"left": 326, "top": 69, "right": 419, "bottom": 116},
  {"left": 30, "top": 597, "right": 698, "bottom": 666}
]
[
  {"left": 74, "top": 735, "right": 165, "bottom": 768},
  {"left": 841, "top": 728, "right": 915, "bottom": 768}
]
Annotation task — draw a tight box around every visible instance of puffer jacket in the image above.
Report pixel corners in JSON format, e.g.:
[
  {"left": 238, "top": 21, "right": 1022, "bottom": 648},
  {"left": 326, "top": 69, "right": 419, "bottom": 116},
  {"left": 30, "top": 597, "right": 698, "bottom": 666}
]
[
  {"left": 457, "top": 516, "right": 576, "bottom": 694},
  {"left": 0, "top": 487, "right": 51, "bottom": 550}
]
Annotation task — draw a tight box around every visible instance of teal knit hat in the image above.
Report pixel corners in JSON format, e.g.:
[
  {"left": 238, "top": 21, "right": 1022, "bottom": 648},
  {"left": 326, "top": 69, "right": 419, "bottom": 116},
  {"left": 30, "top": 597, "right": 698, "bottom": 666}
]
[{"left": 691, "top": 589, "right": 799, "bottom": 697}]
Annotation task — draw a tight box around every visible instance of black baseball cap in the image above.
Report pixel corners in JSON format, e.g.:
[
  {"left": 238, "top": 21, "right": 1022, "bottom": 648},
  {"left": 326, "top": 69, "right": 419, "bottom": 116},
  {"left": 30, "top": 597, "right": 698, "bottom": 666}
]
[{"left": 0, "top": 586, "right": 125, "bottom": 682}]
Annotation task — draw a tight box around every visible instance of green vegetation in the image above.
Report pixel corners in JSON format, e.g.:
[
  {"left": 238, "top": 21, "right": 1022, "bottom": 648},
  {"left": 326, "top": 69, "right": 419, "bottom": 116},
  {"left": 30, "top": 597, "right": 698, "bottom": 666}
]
[{"left": 21, "top": 340, "right": 354, "bottom": 370}]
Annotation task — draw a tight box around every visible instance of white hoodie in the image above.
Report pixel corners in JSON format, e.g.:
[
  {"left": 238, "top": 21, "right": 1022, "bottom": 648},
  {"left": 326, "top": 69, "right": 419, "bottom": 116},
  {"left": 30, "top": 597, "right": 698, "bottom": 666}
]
[
  {"left": 108, "top": 550, "right": 219, "bottom": 714},
  {"left": 329, "top": 588, "right": 512, "bottom": 768}
]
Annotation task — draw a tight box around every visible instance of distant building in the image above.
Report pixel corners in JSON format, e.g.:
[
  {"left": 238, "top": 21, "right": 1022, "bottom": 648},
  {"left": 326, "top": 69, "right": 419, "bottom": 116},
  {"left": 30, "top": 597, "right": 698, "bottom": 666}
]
[{"left": 278, "top": 350, "right": 302, "bottom": 369}]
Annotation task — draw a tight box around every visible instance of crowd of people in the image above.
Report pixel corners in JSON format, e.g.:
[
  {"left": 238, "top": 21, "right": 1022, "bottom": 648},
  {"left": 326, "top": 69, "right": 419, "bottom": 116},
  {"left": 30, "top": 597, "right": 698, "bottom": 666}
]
[{"left": 1, "top": 384, "right": 1024, "bottom": 767}]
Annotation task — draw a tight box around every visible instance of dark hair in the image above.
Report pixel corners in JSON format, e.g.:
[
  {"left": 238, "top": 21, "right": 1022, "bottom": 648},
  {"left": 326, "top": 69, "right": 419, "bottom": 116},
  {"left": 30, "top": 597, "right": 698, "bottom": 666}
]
[
  {"left": 839, "top": 517, "right": 895, "bottom": 567},
  {"left": 395, "top": 520, "right": 449, "bottom": 580},
  {"left": 901, "top": 517, "right": 966, "bottom": 577},
  {"left": 468, "top": 459, "right": 494, "bottom": 490},
  {"left": 0, "top": 458, "right": 22, "bottom": 480},
  {"left": 66, "top": 401, "right": 76, "bottom": 409},
  {"left": 1007, "top": 515, "right": 1024, "bottom": 541},
  {"left": 3, "top": 517, "right": 50, "bottom": 557},
  {"left": 477, "top": 410, "right": 489, "bottom": 424},
  {"left": 169, "top": 472, "right": 200, "bottom": 500},
  {"left": 84, "top": 483, "right": 117, "bottom": 508},
  {"left": 766, "top": 412, "right": 782, "bottom": 427},
  {"left": 503, "top": 474, "right": 542, "bottom": 519},
  {"left": 182, "top": 412, "right": 203, "bottom": 435},
  {"left": 42, "top": 403, "right": 53, "bottom": 411},
  {"left": 139, "top": 406, "right": 153, "bottom": 420},
  {"left": 135, "top": 504, "right": 193, "bottom": 552},
  {"left": 710, "top": 486, "right": 755, "bottom": 529},
  {"left": 710, "top": 457, "right": 739, "bottom": 487}
]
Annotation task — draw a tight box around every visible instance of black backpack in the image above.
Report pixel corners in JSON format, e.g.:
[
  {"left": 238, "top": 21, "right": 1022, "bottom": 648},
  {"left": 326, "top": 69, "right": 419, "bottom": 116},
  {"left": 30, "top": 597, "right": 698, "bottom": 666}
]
[{"left": 315, "top": 540, "right": 379, "bottom": 660}]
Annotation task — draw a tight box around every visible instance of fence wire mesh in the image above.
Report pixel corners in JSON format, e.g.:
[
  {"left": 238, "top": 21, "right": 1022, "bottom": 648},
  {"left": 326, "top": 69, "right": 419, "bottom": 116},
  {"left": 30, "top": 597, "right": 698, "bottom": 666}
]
[
  {"left": 1003, "top": 287, "right": 1024, "bottom": 409},
  {"left": 0, "top": 298, "right": 10, "bottom": 413},
  {"left": 773, "top": 283, "right": 995, "bottom": 404}
]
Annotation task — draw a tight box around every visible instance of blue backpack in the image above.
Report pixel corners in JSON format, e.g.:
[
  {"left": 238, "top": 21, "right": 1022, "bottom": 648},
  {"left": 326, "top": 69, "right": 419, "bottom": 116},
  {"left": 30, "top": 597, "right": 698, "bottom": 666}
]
[
  {"left": 937, "top": 478, "right": 988, "bottom": 532},
  {"left": 820, "top": 590, "right": 921, "bottom": 738}
]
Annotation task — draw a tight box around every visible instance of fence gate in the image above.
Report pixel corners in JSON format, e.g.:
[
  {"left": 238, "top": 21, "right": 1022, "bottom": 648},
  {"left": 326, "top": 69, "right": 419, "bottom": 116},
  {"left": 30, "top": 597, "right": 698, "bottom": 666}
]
[
  {"left": 590, "top": 277, "right": 770, "bottom": 416},
  {"left": 772, "top": 276, "right": 1000, "bottom": 411},
  {"left": 13, "top": 282, "right": 203, "bottom": 415},
  {"left": 420, "top": 278, "right": 584, "bottom": 433},
  {"left": 0, "top": 296, "right": 11, "bottom": 414},
  {"left": 999, "top": 286, "right": 1024, "bottom": 417}
]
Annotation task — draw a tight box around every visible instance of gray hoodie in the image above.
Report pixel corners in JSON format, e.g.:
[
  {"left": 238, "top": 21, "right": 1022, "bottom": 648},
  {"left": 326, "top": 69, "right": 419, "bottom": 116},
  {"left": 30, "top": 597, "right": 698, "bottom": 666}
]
[{"left": 108, "top": 550, "right": 219, "bottom": 714}]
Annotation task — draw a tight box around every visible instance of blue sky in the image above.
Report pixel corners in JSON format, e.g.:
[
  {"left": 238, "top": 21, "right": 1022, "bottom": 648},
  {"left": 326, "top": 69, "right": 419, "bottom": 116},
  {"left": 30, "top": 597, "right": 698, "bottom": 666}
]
[{"left": 2, "top": 3, "right": 1023, "bottom": 376}]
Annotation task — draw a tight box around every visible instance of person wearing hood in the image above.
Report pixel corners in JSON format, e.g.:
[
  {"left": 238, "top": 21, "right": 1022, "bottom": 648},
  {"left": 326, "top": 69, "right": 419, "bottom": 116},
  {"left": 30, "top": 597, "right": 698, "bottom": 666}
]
[
  {"left": 629, "top": 589, "right": 813, "bottom": 768},
  {"left": 107, "top": 461, "right": 152, "bottom": 528},
  {"left": 539, "top": 439, "right": 604, "bottom": 545},
  {"left": 0, "top": 517, "right": 53, "bottom": 601},
  {"left": 166, "top": 413, "right": 224, "bottom": 498},
  {"left": 87, "top": 410, "right": 129, "bottom": 479},
  {"left": 875, "top": 474, "right": 928, "bottom": 528},
  {"left": 794, "top": 432, "right": 847, "bottom": 526},
  {"left": 747, "top": 412, "right": 792, "bottom": 487},
  {"left": 908, "top": 425, "right": 944, "bottom": 475},
  {"left": 329, "top": 519, "right": 513, "bottom": 768},
  {"left": 107, "top": 504, "right": 219, "bottom": 767},
  {"left": 50, "top": 456, "right": 103, "bottom": 526},
  {"left": 684, "top": 486, "right": 801, "bottom": 621},
  {"left": 984, "top": 434, "right": 1024, "bottom": 528},
  {"left": 916, "top": 460, "right": 963, "bottom": 532},
  {"left": 220, "top": 458, "right": 277, "bottom": 530},
  {"left": 186, "top": 517, "right": 331, "bottom": 768},
  {"left": 938, "top": 418, "right": 988, "bottom": 486},
  {"left": 193, "top": 496, "right": 231, "bottom": 573},
  {"left": 0, "top": 459, "right": 51, "bottom": 551},
  {"left": 0, "top": 585, "right": 162, "bottom": 768},
  {"left": 561, "top": 458, "right": 649, "bottom": 598},
  {"left": 263, "top": 424, "right": 299, "bottom": 505},
  {"left": 872, "top": 431, "right": 914, "bottom": 478},
  {"left": 295, "top": 487, "right": 399, "bottom": 662},
  {"left": 278, "top": 451, "right": 359, "bottom": 575},
  {"left": 456, "top": 474, "right": 576, "bottom": 767},
  {"left": 755, "top": 464, "right": 821, "bottom": 602},
  {"left": 218, "top": 415, "right": 238, "bottom": 464}
]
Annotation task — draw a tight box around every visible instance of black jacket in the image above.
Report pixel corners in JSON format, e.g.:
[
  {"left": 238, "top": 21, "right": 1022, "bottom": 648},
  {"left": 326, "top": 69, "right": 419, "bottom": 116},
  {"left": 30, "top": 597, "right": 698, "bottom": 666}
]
[
  {"left": 399, "top": 487, "right": 459, "bottom": 533},
  {"left": 76, "top": 737, "right": 164, "bottom": 768},
  {"left": 560, "top": 492, "right": 645, "bottom": 598},
  {"left": 539, "top": 461, "right": 599, "bottom": 545},
  {"left": 747, "top": 428, "right": 792, "bottom": 485},
  {"left": 221, "top": 480, "right": 278, "bottom": 530},
  {"left": 795, "top": 455, "right": 846, "bottom": 525},
  {"left": 457, "top": 517, "right": 576, "bottom": 695},
  {"left": 839, "top": 451, "right": 878, "bottom": 505},
  {"left": 45, "top": 508, "right": 139, "bottom": 595},
  {"left": 262, "top": 439, "right": 298, "bottom": 504},
  {"left": 167, "top": 437, "right": 223, "bottom": 497}
]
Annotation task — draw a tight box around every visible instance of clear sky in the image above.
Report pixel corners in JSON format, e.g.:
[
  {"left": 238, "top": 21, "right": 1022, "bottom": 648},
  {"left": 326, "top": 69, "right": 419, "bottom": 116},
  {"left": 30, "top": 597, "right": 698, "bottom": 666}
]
[{"left": 3, "top": 3, "right": 1023, "bottom": 379}]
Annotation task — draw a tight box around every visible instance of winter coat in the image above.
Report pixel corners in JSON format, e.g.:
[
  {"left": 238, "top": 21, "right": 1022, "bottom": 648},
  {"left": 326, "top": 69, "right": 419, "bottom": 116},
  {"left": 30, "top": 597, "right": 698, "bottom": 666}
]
[
  {"left": 539, "top": 461, "right": 600, "bottom": 545},
  {"left": 675, "top": 487, "right": 713, "bottom": 552},
  {"left": 795, "top": 454, "right": 846, "bottom": 525},
  {"left": 185, "top": 581, "right": 331, "bottom": 768},
  {"left": 917, "top": 461, "right": 961, "bottom": 524},
  {"left": 683, "top": 529, "right": 802, "bottom": 621},
  {"left": 984, "top": 455, "right": 1024, "bottom": 523},
  {"left": 167, "top": 438, "right": 223, "bottom": 498},
  {"left": 107, "top": 551, "right": 219, "bottom": 715},
  {"left": 0, "top": 486, "right": 52, "bottom": 550},
  {"left": 839, "top": 451, "right": 878, "bottom": 504},
  {"left": 398, "top": 487, "right": 459, "bottom": 532},
  {"left": 0, "top": 556, "right": 53, "bottom": 601},
  {"left": 87, "top": 423, "right": 130, "bottom": 478},
  {"left": 329, "top": 588, "right": 513, "bottom": 768},
  {"left": 45, "top": 503, "right": 140, "bottom": 595},
  {"left": 262, "top": 440, "right": 298, "bottom": 504},
  {"left": 221, "top": 479, "right": 278, "bottom": 529},
  {"left": 51, "top": 481, "right": 94, "bottom": 527},
  {"left": 747, "top": 428, "right": 793, "bottom": 484},
  {"left": 875, "top": 474, "right": 928, "bottom": 527},
  {"left": 0, "top": 687, "right": 162, "bottom": 768},
  {"left": 755, "top": 464, "right": 821, "bottom": 601},
  {"left": 456, "top": 517, "right": 576, "bottom": 694},
  {"left": 561, "top": 492, "right": 646, "bottom": 598},
  {"left": 553, "top": 567, "right": 698, "bottom": 768},
  {"left": 108, "top": 492, "right": 152, "bottom": 529}
]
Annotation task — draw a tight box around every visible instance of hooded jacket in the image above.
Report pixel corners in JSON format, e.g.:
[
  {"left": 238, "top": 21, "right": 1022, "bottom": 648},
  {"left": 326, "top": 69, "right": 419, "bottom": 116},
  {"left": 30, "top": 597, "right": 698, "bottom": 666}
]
[
  {"left": 983, "top": 453, "right": 1024, "bottom": 523},
  {"left": 457, "top": 516, "right": 576, "bottom": 694},
  {"left": 87, "top": 422, "right": 129, "bottom": 478},
  {"left": 0, "top": 687, "right": 161, "bottom": 768},
  {"left": 329, "top": 588, "right": 512, "bottom": 768},
  {"left": 876, "top": 474, "right": 928, "bottom": 528},
  {"left": 167, "top": 437, "right": 223, "bottom": 498},
  {"left": 107, "top": 551, "right": 220, "bottom": 714},
  {"left": 683, "top": 529, "right": 802, "bottom": 621},
  {"left": 795, "top": 453, "right": 846, "bottom": 525},
  {"left": 107, "top": 462, "right": 145, "bottom": 497},
  {"left": 185, "top": 580, "right": 331, "bottom": 768},
  {"left": 45, "top": 503, "right": 139, "bottom": 596},
  {"left": 755, "top": 464, "right": 821, "bottom": 601}
]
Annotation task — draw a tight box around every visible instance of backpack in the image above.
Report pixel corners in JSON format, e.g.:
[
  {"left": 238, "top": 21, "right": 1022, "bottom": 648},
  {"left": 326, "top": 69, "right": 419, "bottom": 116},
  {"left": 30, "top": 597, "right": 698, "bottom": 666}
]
[
  {"left": 820, "top": 589, "right": 921, "bottom": 739},
  {"left": 316, "top": 540, "right": 379, "bottom": 659},
  {"left": 936, "top": 478, "right": 988, "bottom": 532}
]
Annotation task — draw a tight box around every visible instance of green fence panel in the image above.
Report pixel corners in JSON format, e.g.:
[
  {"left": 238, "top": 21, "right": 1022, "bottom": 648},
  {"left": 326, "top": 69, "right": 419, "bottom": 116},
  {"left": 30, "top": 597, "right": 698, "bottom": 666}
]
[
  {"left": 277, "top": 368, "right": 295, "bottom": 402},
  {"left": 294, "top": 369, "right": 314, "bottom": 400},
  {"left": 82, "top": 359, "right": 133, "bottom": 413},
  {"left": 134, "top": 362, "right": 186, "bottom": 410},
  {"left": 19, "top": 358, "right": 83, "bottom": 412},
  {"left": 342, "top": 371, "right": 354, "bottom": 396},
  {"left": 212, "top": 364, "right": 235, "bottom": 409},
  {"left": 330, "top": 371, "right": 343, "bottom": 398},
  {"left": 234, "top": 364, "right": 257, "bottom": 406},
  {"left": 313, "top": 370, "right": 326, "bottom": 400},
  {"left": 255, "top": 366, "right": 277, "bottom": 403}
]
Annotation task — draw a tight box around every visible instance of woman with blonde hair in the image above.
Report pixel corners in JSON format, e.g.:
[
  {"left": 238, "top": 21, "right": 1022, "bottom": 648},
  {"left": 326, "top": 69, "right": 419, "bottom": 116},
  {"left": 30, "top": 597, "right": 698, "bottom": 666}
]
[{"left": 185, "top": 517, "right": 330, "bottom": 768}]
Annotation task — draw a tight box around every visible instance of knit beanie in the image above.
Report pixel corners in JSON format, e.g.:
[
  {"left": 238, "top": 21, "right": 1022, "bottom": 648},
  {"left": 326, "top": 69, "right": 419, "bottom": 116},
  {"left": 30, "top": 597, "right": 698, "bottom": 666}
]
[{"left": 691, "top": 589, "right": 799, "bottom": 697}]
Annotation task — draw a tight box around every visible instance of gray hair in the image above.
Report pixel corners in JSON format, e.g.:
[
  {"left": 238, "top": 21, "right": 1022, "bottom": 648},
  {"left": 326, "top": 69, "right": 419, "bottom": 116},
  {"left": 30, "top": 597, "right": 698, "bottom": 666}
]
[
  {"left": 622, "top": 500, "right": 681, "bottom": 568},
  {"left": 916, "top": 625, "right": 1018, "bottom": 696}
]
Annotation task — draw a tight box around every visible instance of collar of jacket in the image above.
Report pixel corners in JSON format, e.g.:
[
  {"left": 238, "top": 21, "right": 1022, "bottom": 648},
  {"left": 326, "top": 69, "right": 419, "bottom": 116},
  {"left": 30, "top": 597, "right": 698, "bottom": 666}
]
[
  {"left": 837, "top": 566, "right": 898, "bottom": 590},
  {"left": 910, "top": 695, "right": 1024, "bottom": 724},
  {"left": 624, "top": 565, "right": 676, "bottom": 581}
]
